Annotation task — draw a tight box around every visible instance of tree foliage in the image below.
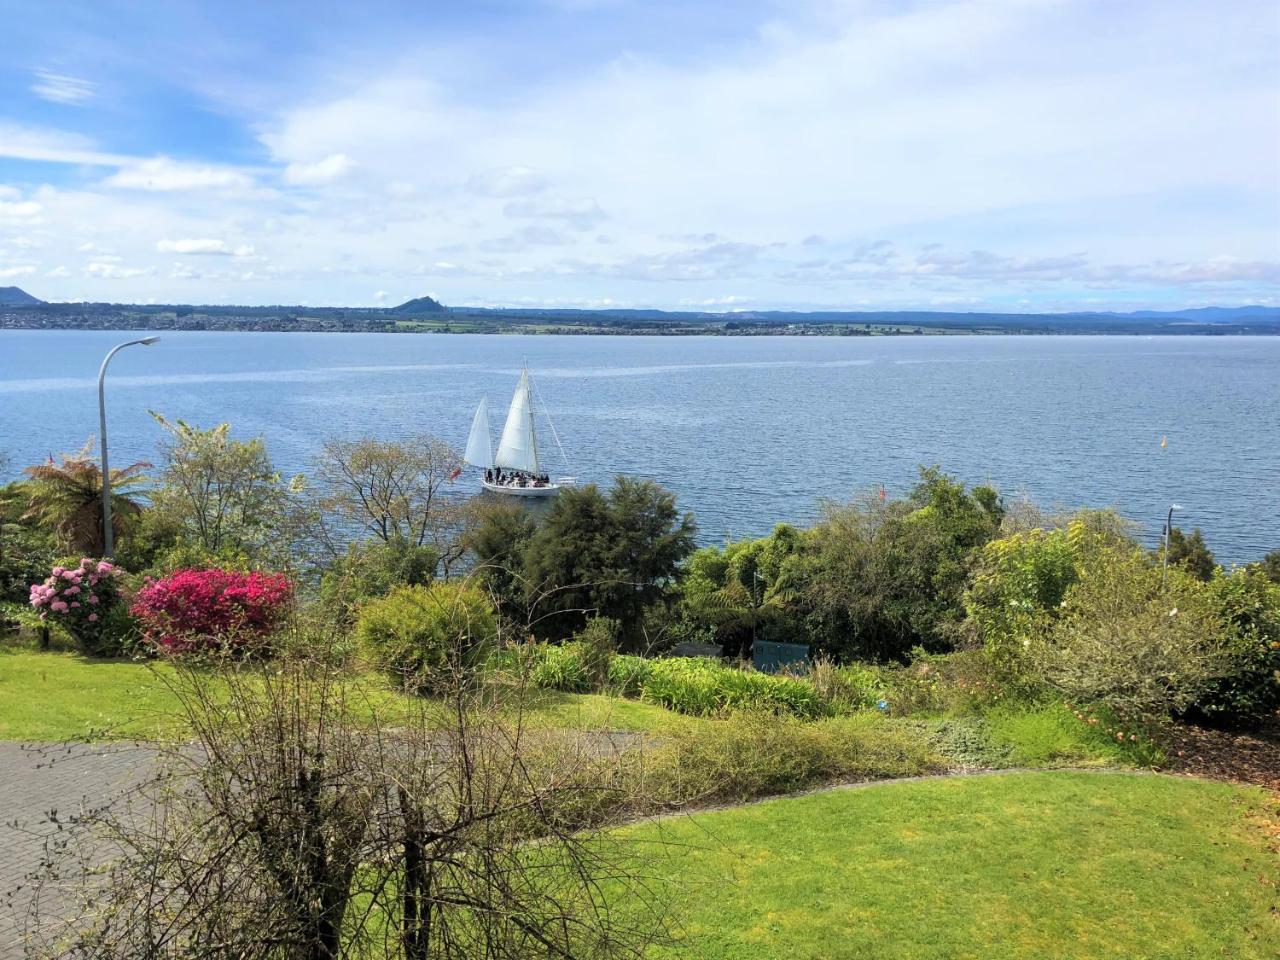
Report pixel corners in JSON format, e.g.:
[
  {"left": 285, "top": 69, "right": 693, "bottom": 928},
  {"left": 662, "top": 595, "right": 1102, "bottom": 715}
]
[
  {"left": 356, "top": 581, "right": 497, "bottom": 690},
  {"left": 519, "top": 477, "right": 696, "bottom": 648},
  {"left": 795, "top": 467, "right": 1004, "bottom": 661},
  {"left": 1158, "top": 526, "right": 1216, "bottom": 582},
  {"left": 310, "top": 435, "right": 468, "bottom": 575},
  {"left": 149, "top": 413, "right": 290, "bottom": 559},
  {"left": 21, "top": 440, "right": 149, "bottom": 557}
]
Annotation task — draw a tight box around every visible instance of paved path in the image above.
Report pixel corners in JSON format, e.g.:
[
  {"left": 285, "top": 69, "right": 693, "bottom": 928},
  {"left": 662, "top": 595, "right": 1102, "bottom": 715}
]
[{"left": 0, "top": 742, "right": 158, "bottom": 959}]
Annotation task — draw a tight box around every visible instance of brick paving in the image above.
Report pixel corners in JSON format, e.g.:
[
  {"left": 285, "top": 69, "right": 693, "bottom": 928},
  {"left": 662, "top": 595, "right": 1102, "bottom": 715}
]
[{"left": 0, "top": 742, "right": 158, "bottom": 959}]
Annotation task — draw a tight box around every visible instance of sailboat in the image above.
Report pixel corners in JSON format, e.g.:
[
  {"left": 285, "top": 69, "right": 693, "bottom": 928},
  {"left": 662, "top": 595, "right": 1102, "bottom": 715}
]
[{"left": 464, "top": 364, "right": 571, "bottom": 497}]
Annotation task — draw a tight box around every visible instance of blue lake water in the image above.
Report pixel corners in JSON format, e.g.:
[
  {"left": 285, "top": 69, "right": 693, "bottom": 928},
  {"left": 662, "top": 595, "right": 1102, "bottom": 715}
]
[{"left": 1, "top": 330, "right": 1277, "bottom": 564}]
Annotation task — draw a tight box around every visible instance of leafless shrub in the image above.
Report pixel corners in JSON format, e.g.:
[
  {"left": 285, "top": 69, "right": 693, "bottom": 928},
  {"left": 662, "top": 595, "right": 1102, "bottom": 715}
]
[{"left": 21, "top": 617, "right": 677, "bottom": 959}]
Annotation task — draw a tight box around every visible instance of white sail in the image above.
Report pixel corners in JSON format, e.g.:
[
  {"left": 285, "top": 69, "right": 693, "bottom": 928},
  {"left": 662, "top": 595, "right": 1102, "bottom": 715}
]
[
  {"left": 494, "top": 368, "right": 540, "bottom": 474},
  {"left": 464, "top": 397, "right": 493, "bottom": 468}
]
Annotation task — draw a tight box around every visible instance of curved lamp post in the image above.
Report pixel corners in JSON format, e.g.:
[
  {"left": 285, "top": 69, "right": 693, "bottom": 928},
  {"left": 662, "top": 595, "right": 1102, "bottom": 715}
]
[
  {"left": 99, "top": 336, "right": 159, "bottom": 557},
  {"left": 1161, "top": 502, "right": 1183, "bottom": 585}
]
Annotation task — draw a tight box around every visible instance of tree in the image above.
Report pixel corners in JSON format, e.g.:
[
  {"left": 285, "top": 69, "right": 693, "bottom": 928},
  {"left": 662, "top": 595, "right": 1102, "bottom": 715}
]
[
  {"left": 521, "top": 477, "right": 696, "bottom": 648},
  {"left": 466, "top": 500, "right": 539, "bottom": 628},
  {"left": 311, "top": 435, "right": 468, "bottom": 575},
  {"left": 1258, "top": 548, "right": 1280, "bottom": 584},
  {"left": 1158, "top": 526, "right": 1216, "bottom": 582},
  {"left": 796, "top": 467, "right": 1004, "bottom": 661},
  {"left": 149, "top": 413, "right": 290, "bottom": 559},
  {"left": 21, "top": 440, "right": 150, "bottom": 557},
  {"left": 679, "top": 524, "right": 806, "bottom": 658}
]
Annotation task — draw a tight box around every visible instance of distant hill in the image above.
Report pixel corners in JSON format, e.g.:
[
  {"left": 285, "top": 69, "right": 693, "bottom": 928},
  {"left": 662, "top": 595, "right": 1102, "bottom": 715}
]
[
  {"left": 390, "top": 295, "right": 447, "bottom": 315},
  {"left": 0, "top": 286, "right": 42, "bottom": 306},
  {"left": 1120, "top": 305, "right": 1280, "bottom": 321}
]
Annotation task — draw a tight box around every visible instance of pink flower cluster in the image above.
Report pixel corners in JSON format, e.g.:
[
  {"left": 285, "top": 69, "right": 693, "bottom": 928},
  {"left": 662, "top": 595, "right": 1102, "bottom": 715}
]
[
  {"left": 29, "top": 559, "right": 118, "bottom": 632},
  {"left": 131, "top": 568, "right": 293, "bottom": 654}
]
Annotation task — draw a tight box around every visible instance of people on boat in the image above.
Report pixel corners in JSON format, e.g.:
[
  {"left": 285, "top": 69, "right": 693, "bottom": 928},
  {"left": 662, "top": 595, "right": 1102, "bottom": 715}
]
[{"left": 483, "top": 467, "right": 556, "bottom": 489}]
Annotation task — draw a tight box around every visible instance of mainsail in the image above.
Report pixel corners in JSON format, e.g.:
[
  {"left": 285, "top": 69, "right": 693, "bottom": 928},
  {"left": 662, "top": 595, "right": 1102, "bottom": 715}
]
[
  {"left": 464, "top": 397, "right": 493, "bottom": 469},
  {"left": 494, "top": 367, "right": 540, "bottom": 474}
]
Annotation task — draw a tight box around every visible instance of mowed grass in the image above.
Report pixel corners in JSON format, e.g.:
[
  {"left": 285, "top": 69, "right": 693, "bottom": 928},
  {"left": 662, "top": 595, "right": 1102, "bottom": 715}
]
[
  {"left": 619, "top": 771, "right": 1280, "bottom": 960},
  {"left": 0, "top": 649, "right": 687, "bottom": 741}
]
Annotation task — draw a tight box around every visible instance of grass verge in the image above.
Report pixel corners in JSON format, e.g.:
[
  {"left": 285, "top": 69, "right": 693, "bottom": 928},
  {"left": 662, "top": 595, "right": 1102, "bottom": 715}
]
[{"left": 618, "top": 771, "right": 1280, "bottom": 959}]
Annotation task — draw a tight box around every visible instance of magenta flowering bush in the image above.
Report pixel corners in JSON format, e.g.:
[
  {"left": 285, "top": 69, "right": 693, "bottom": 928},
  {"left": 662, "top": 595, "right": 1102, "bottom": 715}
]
[
  {"left": 131, "top": 568, "right": 293, "bottom": 655},
  {"left": 29, "top": 558, "right": 124, "bottom": 653}
]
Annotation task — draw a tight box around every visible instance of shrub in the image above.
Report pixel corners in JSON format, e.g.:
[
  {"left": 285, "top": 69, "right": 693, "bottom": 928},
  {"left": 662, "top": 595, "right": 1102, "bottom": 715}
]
[
  {"left": 28, "top": 558, "right": 128, "bottom": 656},
  {"left": 356, "top": 581, "right": 496, "bottom": 690},
  {"left": 1028, "top": 548, "right": 1237, "bottom": 720},
  {"left": 575, "top": 616, "right": 618, "bottom": 691},
  {"left": 635, "top": 712, "right": 940, "bottom": 806},
  {"left": 639, "top": 657, "right": 828, "bottom": 718},
  {"left": 529, "top": 642, "right": 591, "bottom": 693},
  {"left": 807, "top": 658, "right": 884, "bottom": 711},
  {"left": 607, "top": 654, "right": 653, "bottom": 697},
  {"left": 318, "top": 537, "right": 437, "bottom": 625},
  {"left": 132, "top": 567, "right": 293, "bottom": 654},
  {"left": 1195, "top": 569, "right": 1280, "bottom": 724}
]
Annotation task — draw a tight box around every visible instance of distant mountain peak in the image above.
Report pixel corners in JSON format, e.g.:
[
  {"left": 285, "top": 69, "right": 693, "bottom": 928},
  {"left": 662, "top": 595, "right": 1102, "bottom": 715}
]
[
  {"left": 0, "top": 286, "right": 43, "bottom": 306},
  {"left": 390, "top": 295, "right": 447, "bottom": 315}
]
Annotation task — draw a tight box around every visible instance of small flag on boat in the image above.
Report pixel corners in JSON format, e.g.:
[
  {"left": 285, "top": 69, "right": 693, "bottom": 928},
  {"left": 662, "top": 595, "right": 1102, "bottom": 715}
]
[
  {"left": 1160, "top": 435, "right": 1167, "bottom": 449},
  {"left": 448, "top": 467, "right": 462, "bottom": 482},
  {"left": 879, "top": 485, "right": 887, "bottom": 501}
]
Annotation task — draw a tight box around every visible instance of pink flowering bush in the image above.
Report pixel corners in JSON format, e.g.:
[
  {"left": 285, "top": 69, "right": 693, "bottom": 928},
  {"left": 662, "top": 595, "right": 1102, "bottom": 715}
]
[
  {"left": 29, "top": 558, "right": 124, "bottom": 655},
  {"left": 131, "top": 568, "right": 293, "bottom": 654}
]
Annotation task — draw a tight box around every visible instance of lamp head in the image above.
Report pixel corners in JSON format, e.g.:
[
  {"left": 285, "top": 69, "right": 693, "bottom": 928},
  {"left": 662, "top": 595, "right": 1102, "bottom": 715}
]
[
  {"left": 1170, "top": 503, "right": 1183, "bottom": 511},
  {"left": 139, "top": 336, "right": 160, "bottom": 345}
]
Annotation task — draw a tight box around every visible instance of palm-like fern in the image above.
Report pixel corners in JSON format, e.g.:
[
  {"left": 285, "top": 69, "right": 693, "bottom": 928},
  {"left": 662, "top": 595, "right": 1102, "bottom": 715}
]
[{"left": 22, "top": 440, "right": 151, "bottom": 557}]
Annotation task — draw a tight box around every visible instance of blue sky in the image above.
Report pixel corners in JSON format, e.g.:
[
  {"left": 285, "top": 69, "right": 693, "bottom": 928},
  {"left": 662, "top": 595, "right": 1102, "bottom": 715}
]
[{"left": 0, "top": 0, "right": 1276, "bottom": 311}]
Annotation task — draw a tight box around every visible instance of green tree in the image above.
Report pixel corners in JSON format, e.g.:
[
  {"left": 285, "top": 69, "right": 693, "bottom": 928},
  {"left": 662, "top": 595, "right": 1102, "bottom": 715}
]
[
  {"left": 149, "top": 413, "right": 291, "bottom": 559},
  {"left": 466, "top": 501, "right": 539, "bottom": 630},
  {"left": 1158, "top": 526, "right": 1216, "bottom": 582},
  {"left": 797, "top": 467, "right": 1004, "bottom": 661},
  {"left": 1252, "top": 548, "right": 1280, "bottom": 584},
  {"left": 521, "top": 477, "right": 696, "bottom": 648},
  {"left": 21, "top": 440, "right": 150, "bottom": 557},
  {"left": 679, "top": 524, "right": 806, "bottom": 658}
]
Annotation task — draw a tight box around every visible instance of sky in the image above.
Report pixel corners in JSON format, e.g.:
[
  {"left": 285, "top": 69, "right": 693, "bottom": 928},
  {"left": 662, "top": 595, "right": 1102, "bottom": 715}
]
[{"left": 0, "top": 0, "right": 1277, "bottom": 312}]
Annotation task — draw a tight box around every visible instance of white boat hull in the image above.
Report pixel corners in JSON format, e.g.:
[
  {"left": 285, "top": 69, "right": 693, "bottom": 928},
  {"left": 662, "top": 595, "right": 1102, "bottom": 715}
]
[{"left": 481, "top": 480, "right": 561, "bottom": 498}]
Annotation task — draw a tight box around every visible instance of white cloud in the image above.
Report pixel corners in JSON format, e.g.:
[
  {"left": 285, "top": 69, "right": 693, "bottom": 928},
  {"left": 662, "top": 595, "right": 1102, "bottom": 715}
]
[
  {"left": 0, "top": 123, "right": 130, "bottom": 166},
  {"left": 46, "top": 265, "right": 71, "bottom": 278},
  {"left": 104, "top": 157, "right": 255, "bottom": 192},
  {"left": 466, "top": 166, "right": 547, "bottom": 198},
  {"left": 0, "top": 265, "right": 37, "bottom": 278},
  {"left": 6, "top": 0, "right": 1277, "bottom": 308},
  {"left": 30, "top": 69, "right": 96, "bottom": 105},
  {"left": 373, "top": 289, "right": 389, "bottom": 301},
  {"left": 156, "top": 238, "right": 255, "bottom": 256},
  {"left": 283, "top": 153, "right": 355, "bottom": 185},
  {"left": 85, "top": 262, "right": 156, "bottom": 279},
  {"left": 503, "top": 196, "right": 607, "bottom": 230},
  {"left": 0, "top": 198, "right": 43, "bottom": 220}
]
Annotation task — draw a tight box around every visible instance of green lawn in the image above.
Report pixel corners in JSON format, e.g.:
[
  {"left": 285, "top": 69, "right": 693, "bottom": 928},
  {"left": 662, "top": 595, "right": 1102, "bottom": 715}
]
[
  {"left": 622, "top": 771, "right": 1280, "bottom": 959},
  {"left": 0, "top": 649, "right": 686, "bottom": 741}
]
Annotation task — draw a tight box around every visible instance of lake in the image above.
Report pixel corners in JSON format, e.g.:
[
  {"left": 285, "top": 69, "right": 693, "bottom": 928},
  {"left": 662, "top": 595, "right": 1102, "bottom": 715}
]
[{"left": 1, "top": 330, "right": 1277, "bottom": 564}]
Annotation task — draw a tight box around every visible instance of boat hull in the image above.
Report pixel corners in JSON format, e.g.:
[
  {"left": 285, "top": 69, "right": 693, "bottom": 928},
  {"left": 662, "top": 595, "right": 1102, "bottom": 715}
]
[{"left": 481, "top": 480, "right": 561, "bottom": 498}]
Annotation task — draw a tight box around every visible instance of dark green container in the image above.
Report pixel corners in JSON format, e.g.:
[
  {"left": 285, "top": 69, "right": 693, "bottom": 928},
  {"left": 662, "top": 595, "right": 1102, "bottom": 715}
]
[{"left": 753, "top": 640, "right": 810, "bottom": 674}]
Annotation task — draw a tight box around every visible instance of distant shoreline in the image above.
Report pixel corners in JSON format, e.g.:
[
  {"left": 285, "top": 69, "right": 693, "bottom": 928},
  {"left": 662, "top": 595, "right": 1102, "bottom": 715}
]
[
  {"left": 2, "top": 294, "right": 1278, "bottom": 337},
  {"left": 3, "top": 319, "right": 1279, "bottom": 337}
]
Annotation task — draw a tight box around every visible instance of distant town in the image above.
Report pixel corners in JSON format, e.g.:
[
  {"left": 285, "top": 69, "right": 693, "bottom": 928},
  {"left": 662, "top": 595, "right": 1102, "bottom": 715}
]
[{"left": 2, "top": 286, "right": 1278, "bottom": 336}]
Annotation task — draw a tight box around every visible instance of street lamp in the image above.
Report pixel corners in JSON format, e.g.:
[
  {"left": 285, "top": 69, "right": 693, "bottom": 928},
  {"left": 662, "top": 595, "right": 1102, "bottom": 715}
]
[
  {"left": 99, "top": 336, "right": 159, "bottom": 558},
  {"left": 1161, "top": 503, "right": 1183, "bottom": 585}
]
